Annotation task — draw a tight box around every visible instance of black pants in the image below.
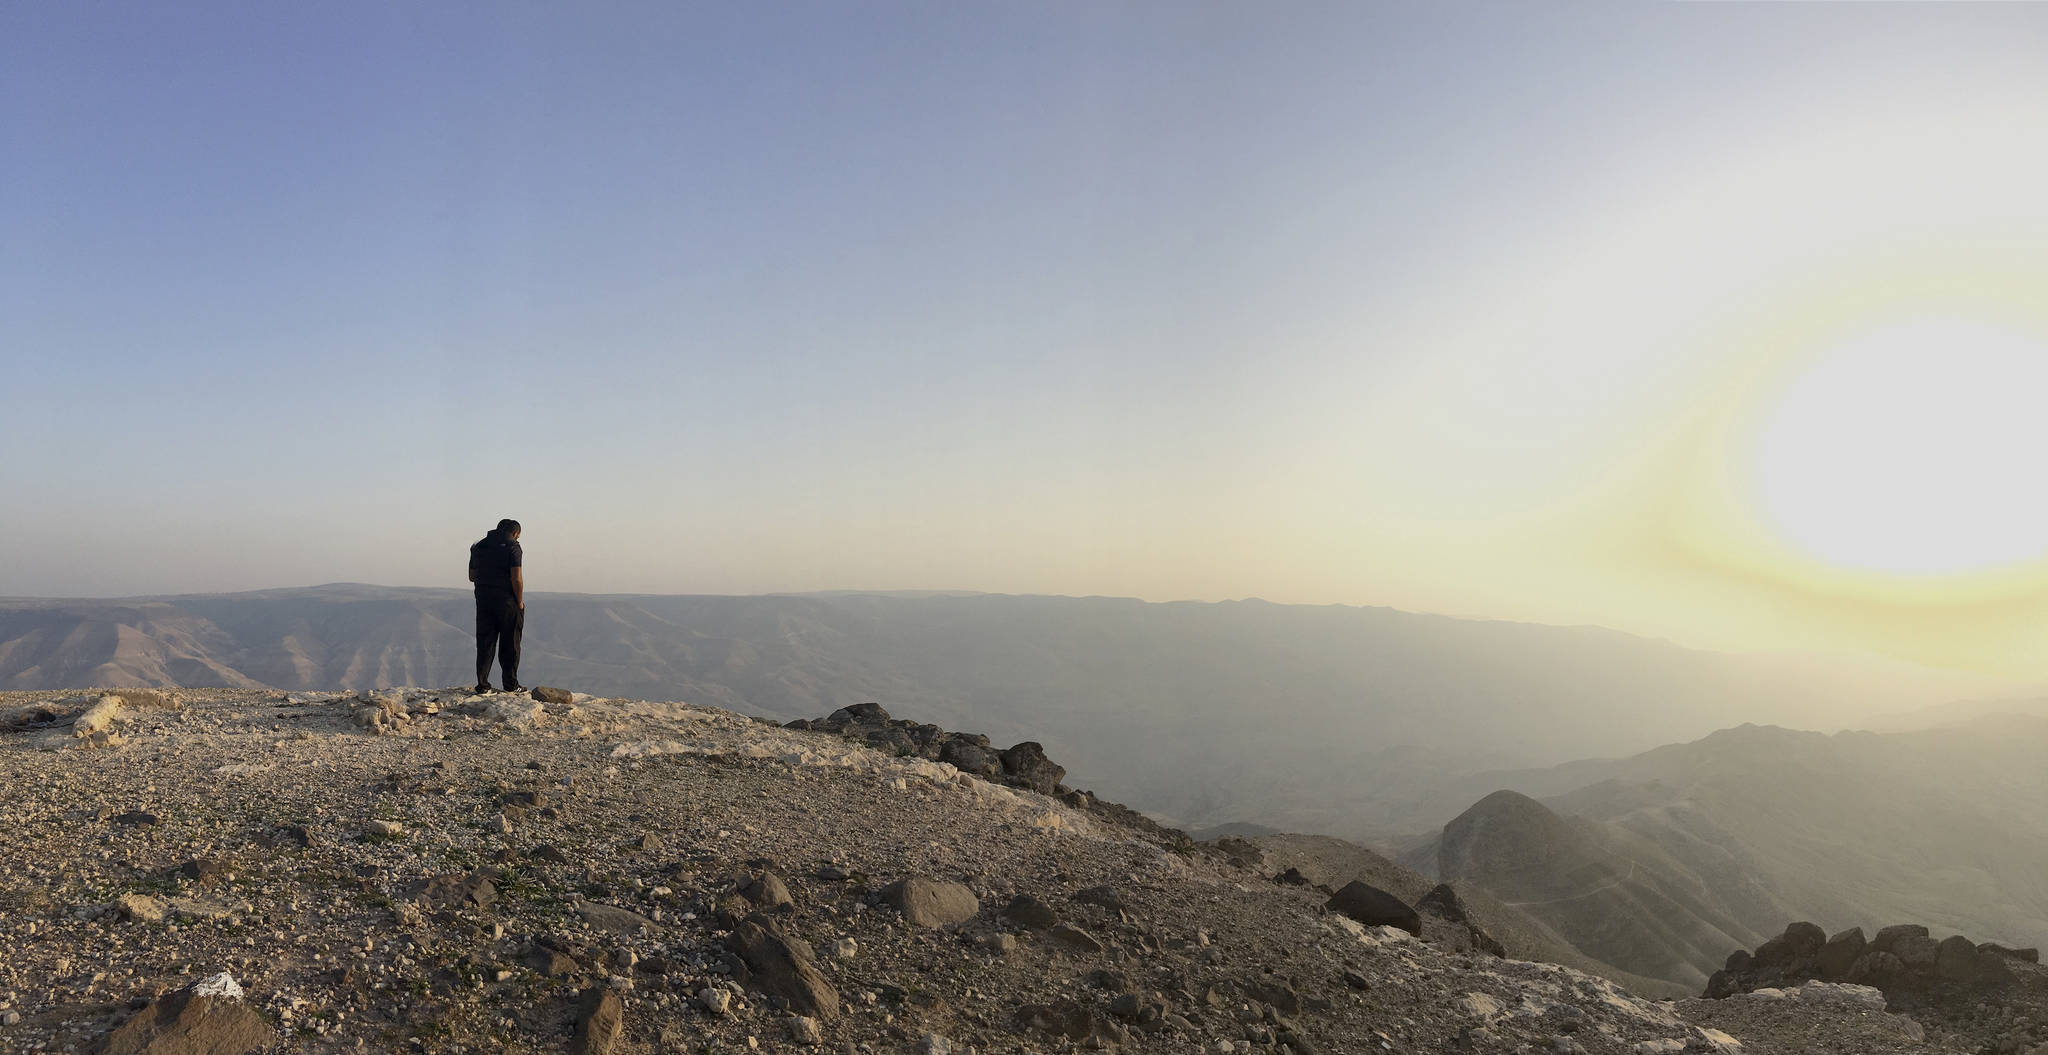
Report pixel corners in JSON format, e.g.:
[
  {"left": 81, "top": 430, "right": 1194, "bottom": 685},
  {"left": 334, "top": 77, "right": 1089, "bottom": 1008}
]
[{"left": 476, "top": 593, "right": 523, "bottom": 686}]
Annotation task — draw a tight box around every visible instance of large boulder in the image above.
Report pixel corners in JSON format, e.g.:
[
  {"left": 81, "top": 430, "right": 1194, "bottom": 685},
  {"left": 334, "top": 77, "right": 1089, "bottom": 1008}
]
[
  {"left": 738, "top": 872, "right": 796, "bottom": 914},
  {"left": 1816, "top": 927, "right": 1867, "bottom": 979},
  {"left": 1872, "top": 924, "right": 1929, "bottom": 954},
  {"left": 936, "top": 740, "right": 1001, "bottom": 779},
  {"left": 571, "top": 988, "right": 623, "bottom": 1055},
  {"left": 728, "top": 914, "right": 838, "bottom": 1019},
  {"left": 1751, "top": 936, "right": 1795, "bottom": 968},
  {"left": 1781, "top": 921, "right": 1827, "bottom": 959},
  {"left": 999, "top": 742, "right": 1066, "bottom": 794},
  {"left": 1933, "top": 935, "right": 2014, "bottom": 985},
  {"left": 828, "top": 702, "right": 890, "bottom": 725},
  {"left": 883, "top": 877, "right": 980, "bottom": 928},
  {"left": 1844, "top": 950, "right": 1906, "bottom": 986},
  {"left": 72, "top": 695, "right": 125, "bottom": 739},
  {"left": 1892, "top": 934, "right": 1939, "bottom": 971},
  {"left": 97, "top": 973, "right": 274, "bottom": 1055},
  {"left": 1326, "top": 881, "right": 1422, "bottom": 936}
]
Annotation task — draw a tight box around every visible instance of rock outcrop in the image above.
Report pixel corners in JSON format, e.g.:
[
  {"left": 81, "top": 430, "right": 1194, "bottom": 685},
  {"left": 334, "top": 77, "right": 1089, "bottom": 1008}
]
[
  {"left": 1327, "top": 880, "right": 1423, "bottom": 936},
  {"left": 787, "top": 703, "right": 1069, "bottom": 794},
  {"left": 1708, "top": 921, "right": 2022, "bottom": 1000},
  {"left": 95, "top": 973, "right": 274, "bottom": 1055}
]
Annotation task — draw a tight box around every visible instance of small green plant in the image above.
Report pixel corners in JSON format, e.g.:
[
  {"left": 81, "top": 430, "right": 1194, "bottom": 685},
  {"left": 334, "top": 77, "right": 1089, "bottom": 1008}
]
[{"left": 497, "top": 867, "right": 544, "bottom": 901}]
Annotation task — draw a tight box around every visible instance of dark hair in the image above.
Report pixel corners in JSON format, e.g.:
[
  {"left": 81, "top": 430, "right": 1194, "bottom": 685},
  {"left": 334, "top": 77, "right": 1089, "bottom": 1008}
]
[{"left": 496, "top": 519, "right": 521, "bottom": 535}]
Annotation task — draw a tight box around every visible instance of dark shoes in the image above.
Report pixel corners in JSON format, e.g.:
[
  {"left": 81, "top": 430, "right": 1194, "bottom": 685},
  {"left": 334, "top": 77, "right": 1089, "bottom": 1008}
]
[
  {"left": 501, "top": 682, "right": 524, "bottom": 693},
  {"left": 473, "top": 683, "right": 493, "bottom": 694}
]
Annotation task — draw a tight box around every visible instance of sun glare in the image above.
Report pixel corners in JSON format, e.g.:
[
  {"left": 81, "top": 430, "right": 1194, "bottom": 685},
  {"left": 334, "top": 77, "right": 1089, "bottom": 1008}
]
[{"left": 1749, "top": 317, "right": 2048, "bottom": 578}]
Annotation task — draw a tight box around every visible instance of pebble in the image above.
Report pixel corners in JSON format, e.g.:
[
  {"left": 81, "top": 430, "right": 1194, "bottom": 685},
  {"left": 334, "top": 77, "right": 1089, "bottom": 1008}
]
[
  {"left": 699, "top": 987, "right": 733, "bottom": 1015},
  {"left": 831, "top": 938, "right": 858, "bottom": 960}
]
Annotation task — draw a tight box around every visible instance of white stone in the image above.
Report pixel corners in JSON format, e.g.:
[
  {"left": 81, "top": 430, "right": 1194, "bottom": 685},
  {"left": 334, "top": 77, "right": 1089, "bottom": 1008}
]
[
  {"left": 1795, "top": 980, "right": 1888, "bottom": 1010},
  {"left": 698, "top": 987, "right": 732, "bottom": 1015},
  {"left": 484, "top": 698, "right": 546, "bottom": 731},
  {"left": 73, "top": 696, "right": 124, "bottom": 738},
  {"left": 831, "top": 938, "right": 858, "bottom": 960},
  {"left": 1458, "top": 991, "right": 1503, "bottom": 1019},
  {"left": 117, "top": 893, "right": 165, "bottom": 923},
  {"left": 191, "top": 972, "right": 244, "bottom": 999}
]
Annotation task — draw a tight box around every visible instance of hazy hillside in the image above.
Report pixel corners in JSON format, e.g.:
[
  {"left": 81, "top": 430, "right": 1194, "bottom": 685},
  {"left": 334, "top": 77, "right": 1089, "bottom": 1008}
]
[
  {"left": 1411, "top": 716, "right": 2048, "bottom": 988},
  {"left": 0, "top": 585, "right": 2007, "bottom": 840},
  {"left": 1415, "top": 790, "right": 1791, "bottom": 990},
  {"left": 1233, "top": 831, "right": 1693, "bottom": 998}
]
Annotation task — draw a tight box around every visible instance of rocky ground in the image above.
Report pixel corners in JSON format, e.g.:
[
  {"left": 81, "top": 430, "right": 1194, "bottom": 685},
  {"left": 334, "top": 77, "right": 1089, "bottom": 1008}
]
[
  {"left": 0, "top": 688, "right": 1973, "bottom": 1054},
  {"left": 1708, "top": 921, "right": 2048, "bottom": 1055}
]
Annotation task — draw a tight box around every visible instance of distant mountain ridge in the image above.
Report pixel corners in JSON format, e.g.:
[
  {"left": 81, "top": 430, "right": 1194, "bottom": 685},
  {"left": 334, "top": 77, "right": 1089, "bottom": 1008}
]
[
  {"left": 0, "top": 584, "right": 2008, "bottom": 843},
  {"left": 1410, "top": 716, "right": 2048, "bottom": 989}
]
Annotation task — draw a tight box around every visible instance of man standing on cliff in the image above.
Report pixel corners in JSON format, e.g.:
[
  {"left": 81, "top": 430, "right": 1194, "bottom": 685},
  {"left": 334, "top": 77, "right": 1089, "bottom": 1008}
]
[{"left": 468, "top": 519, "right": 524, "bottom": 694}]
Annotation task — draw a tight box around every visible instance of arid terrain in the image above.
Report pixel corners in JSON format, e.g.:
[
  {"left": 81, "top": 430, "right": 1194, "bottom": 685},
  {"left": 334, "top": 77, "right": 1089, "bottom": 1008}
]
[
  {"left": 0, "top": 586, "right": 2004, "bottom": 844},
  {"left": 0, "top": 687, "right": 1992, "bottom": 1054}
]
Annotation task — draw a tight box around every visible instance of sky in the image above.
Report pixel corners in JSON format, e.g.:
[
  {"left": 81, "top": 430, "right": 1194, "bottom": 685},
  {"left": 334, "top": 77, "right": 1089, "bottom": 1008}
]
[{"left": 7, "top": 3, "right": 2048, "bottom": 678}]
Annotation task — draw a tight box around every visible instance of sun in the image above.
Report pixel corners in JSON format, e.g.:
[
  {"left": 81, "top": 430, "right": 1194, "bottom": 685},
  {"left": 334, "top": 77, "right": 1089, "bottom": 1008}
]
[{"left": 1748, "top": 316, "right": 2048, "bottom": 578}]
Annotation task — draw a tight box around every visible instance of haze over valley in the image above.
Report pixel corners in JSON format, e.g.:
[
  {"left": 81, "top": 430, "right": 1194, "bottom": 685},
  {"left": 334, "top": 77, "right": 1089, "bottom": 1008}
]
[
  {"left": 12, "top": 4, "right": 2048, "bottom": 1051},
  {"left": 0, "top": 584, "right": 2018, "bottom": 842}
]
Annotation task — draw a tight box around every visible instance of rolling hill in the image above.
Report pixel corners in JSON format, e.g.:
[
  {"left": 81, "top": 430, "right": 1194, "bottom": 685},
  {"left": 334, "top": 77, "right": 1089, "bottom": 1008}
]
[{"left": 1408, "top": 715, "right": 2048, "bottom": 989}]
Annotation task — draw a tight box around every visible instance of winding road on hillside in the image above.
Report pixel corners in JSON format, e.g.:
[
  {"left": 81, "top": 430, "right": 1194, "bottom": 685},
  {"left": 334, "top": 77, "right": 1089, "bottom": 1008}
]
[{"left": 1501, "top": 860, "right": 1638, "bottom": 908}]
